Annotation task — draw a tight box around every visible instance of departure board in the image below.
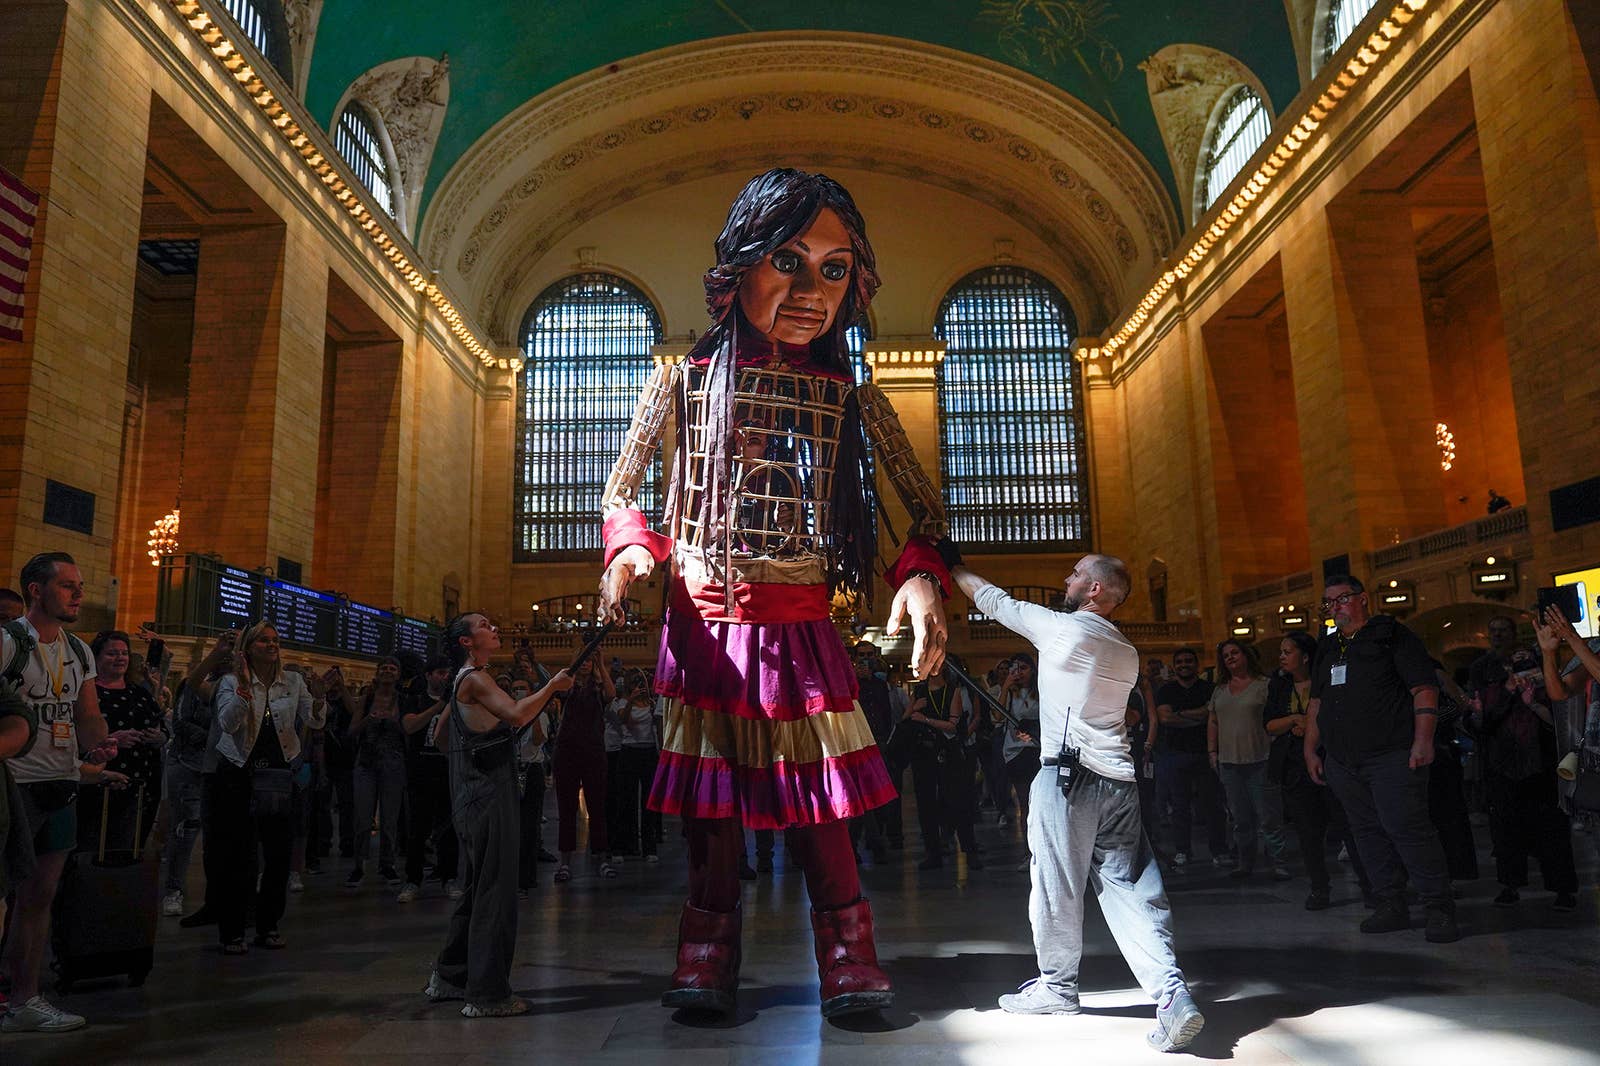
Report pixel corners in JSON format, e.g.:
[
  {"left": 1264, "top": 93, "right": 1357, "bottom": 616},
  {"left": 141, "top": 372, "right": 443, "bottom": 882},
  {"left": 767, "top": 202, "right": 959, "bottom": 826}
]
[
  {"left": 393, "top": 616, "right": 434, "bottom": 659},
  {"left": 216, "top": 566, "right": 259, "bottom": 630},
  {"left": 160, "top": 555, "right": 441, "bottom": 661},
  {"left": 339, "top": 600, "right": 391, "bottom": 658},
  {"left": 263, "top": 578, "right": 339, "bottom": 650}
]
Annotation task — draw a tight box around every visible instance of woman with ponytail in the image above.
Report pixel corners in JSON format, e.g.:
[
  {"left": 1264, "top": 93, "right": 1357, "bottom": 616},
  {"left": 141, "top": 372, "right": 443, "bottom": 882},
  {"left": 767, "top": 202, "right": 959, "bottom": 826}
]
[
  {"left": 596, "top": 169, "right": 961, "bottom": 1019},
  {"left": 424, "top": 613, "right": 571, "bottom": 1018},
  {"left": 209, "top": 622, "right": 326, "bottom": 954}
]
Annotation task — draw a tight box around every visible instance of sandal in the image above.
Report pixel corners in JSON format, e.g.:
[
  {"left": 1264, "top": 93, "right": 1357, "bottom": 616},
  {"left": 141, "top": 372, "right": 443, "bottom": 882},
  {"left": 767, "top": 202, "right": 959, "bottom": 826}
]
[
  {"left": 253, "top": 931, "right": 287, "bottom": 950},
  {"left": 553, "top": 864, "right": 571, "bottom": 884},
  {"left": 221, "top": 939, "right": 249, "bottom": 956}
]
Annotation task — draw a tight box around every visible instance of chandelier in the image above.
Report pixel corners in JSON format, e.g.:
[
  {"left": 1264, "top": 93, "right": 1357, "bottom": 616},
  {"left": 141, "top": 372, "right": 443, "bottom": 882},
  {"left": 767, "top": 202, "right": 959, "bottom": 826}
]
[
  {"left": 147, "top": 509, "right": 180, "bottom": 566},
  {"left": 1435, "top": 422, "right": 1455, "bottom": 472}
]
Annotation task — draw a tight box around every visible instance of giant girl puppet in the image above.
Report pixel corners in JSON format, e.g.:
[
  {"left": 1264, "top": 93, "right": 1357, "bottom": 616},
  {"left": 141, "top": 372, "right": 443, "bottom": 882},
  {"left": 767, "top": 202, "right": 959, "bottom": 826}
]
[{"left": 598, "top": 168, "right": 959, "bottom": 1018}]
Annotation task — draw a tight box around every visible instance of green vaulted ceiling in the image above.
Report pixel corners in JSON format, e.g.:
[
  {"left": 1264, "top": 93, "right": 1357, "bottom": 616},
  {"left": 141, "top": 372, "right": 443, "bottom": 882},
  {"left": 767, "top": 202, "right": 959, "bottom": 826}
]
[{"left": 305, "top": 1, "right": 1302, "bottom": 222}]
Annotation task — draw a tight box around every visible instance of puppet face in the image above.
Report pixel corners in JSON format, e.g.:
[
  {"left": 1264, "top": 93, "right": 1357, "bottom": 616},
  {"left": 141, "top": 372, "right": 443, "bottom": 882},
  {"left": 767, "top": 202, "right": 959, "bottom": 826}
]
[{"left": 737, "top": 208, "right": 854, "bottom": 346}]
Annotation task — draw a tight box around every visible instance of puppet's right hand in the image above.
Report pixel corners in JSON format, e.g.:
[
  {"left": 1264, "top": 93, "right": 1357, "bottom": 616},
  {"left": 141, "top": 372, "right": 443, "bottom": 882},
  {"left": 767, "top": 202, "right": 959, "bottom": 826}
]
[{"left": 599, "top": 545, "right": 656, "bottom": 624}]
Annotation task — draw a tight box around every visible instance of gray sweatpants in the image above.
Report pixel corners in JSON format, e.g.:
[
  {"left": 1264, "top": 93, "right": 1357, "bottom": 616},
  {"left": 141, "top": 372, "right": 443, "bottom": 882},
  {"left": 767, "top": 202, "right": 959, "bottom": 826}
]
[{"left": 1027, "top": 769, "right": 1188, "bottom": 1005}]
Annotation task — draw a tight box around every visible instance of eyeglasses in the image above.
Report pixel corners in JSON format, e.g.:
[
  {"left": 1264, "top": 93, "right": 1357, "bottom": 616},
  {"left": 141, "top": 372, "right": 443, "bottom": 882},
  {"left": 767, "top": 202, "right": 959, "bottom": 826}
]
[{"left": 1320, "top": 592, "right": 1360, "bottom": 612}]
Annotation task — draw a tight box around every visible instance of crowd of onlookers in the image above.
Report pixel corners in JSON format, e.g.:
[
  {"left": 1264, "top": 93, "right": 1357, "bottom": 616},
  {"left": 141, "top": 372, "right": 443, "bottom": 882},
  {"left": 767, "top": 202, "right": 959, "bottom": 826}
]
[{"left": 2, "top": 548, "right": 1599, "bottom": 1033}]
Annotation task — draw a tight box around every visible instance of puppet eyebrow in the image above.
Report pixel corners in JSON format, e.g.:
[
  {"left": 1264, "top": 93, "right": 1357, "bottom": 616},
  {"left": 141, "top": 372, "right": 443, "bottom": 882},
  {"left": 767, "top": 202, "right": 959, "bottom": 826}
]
[{"left": 787, "top": 240, "right": 853, "bottom": 256}]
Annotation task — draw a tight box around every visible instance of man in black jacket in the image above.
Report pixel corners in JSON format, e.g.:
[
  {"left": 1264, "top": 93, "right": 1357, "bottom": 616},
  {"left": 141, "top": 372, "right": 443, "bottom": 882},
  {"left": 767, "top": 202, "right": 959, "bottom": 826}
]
[{"left": 1303, "top": 575, "right": 1459, "bottom": 942}]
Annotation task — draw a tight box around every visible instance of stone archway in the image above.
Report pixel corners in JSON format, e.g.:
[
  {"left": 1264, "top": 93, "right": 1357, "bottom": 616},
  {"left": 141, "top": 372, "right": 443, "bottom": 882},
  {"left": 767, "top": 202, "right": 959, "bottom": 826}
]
[{"left": 418, "top": 32, "right": 1180, "bottom": 342}]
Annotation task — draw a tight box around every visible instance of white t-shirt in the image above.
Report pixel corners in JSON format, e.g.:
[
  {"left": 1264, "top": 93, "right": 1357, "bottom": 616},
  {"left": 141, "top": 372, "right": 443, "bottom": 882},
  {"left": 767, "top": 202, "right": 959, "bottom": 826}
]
[
  {"left": 971, "top": 582, "right": 1140, "bottom": 782},
  {"left": 1, "top": 619, "right": 97, "bottom": 783}
]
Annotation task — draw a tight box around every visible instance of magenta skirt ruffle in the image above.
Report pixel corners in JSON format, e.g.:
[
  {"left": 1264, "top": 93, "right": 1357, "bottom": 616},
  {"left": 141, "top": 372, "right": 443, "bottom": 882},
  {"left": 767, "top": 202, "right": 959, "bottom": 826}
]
[
  {"left": 649, "top": 746, "right": 896, "bottom": 830},
  {"left": 655, "top": 610, "right": 859, "bottom": 720}
]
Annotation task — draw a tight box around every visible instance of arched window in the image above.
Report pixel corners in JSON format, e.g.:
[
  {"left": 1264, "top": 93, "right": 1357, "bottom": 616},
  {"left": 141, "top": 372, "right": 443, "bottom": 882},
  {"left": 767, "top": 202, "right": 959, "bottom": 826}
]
[
  {"left": 217, "top": 0, "right": 292, "bottom": 81},
  {"left": 334, "top": 103, "right": 395, "bottom": 218},
  {"left": 933, "top": 266, "right": 1089, "bottom": 552},
  {"left": 516, "top": 274, "right": 664, "bottom": 558},
  {"left": 1198, "top": 86, "right": 1271, "bottom": 213},
  {"left": 1323, "top": 0, "right": 1382, "bottom": 65}
]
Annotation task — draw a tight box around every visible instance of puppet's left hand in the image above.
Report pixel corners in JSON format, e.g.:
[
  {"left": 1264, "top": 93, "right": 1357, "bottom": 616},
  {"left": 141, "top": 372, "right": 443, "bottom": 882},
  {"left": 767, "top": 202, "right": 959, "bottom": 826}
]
[{"left": 886, "top": 575, "right": 948, "bottom": 681}]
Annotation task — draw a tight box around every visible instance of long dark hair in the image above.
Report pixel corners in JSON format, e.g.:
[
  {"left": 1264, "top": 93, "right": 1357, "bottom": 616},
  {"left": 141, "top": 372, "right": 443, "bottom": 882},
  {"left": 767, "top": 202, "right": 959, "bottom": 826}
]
[
  {"left": 686, "top": 169, "right": 881, "bottom": 599},
  {"left": 1280, "top": 629, "right": 1319, "bottom": 677}
]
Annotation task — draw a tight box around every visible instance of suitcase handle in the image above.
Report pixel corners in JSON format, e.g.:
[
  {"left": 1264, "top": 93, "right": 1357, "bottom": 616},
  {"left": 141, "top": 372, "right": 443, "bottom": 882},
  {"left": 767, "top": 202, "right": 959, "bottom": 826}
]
[{"left": 94, "top": 782, "right": 147, "bottom": 864}]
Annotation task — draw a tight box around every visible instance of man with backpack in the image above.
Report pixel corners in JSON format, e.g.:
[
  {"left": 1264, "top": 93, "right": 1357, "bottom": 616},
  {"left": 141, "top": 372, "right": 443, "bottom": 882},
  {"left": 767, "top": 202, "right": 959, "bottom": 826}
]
[{"left": 0, "top": 552, "right": 136, "bottom": 1033}]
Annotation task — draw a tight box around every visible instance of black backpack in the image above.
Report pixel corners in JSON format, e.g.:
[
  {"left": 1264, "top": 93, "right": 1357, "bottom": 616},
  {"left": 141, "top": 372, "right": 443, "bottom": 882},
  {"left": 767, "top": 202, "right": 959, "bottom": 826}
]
[{"left": 2, "top": 619, "right": 91, "bottom": 692}]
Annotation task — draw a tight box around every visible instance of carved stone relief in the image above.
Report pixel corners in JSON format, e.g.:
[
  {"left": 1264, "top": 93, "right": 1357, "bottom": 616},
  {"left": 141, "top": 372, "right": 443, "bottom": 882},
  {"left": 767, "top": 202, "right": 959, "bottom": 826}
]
[
  {"left": 1141, "top": 45, "right": 1273, "bottom": 227},
  {"left": 282, "top": 0, "right": 324, "bottom": 100},
  {"left": 343, "top": 54, "right": 450, "bottom": 236}
]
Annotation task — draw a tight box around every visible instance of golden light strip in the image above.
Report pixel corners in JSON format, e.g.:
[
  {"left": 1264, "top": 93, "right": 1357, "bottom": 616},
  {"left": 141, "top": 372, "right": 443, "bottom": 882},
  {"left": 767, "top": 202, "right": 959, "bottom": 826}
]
[
  {"left": 1077, "top": 0, "right": 1433, "bottom": 365},
  {"left": 166, "top": 1, "right": 513, "bottom": 371}
]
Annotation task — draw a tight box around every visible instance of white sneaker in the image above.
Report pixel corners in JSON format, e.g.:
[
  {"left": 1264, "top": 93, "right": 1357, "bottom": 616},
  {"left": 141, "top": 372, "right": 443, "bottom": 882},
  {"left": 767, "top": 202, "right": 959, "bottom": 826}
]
[
  {"left": 1172, "top": 852, "right": 1189, "bottom": 869},
  {"left": 288, "top": 872, "right": 304, "bottom": 893},
  {"left": 645, "top": 853, "right": 660, "bottom": 864},
  {"left": 444, "top": 879, "right": 464, "bottom": 900},
  {"left": 397, "top": 882, "right": 419, "bottom": 903},
  {"left": 162, "top": 890, "right": 184, "bottom": 917},
  {"left": 2, "top": 995, "right": 87, "bottom": 1033}
]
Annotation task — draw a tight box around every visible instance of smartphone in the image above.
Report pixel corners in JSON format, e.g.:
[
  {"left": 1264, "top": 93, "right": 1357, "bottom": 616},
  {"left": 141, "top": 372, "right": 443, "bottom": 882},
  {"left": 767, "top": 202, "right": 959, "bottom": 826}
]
[{"left": 1537, "top": 585, "right": 1582, "bottom": 625}]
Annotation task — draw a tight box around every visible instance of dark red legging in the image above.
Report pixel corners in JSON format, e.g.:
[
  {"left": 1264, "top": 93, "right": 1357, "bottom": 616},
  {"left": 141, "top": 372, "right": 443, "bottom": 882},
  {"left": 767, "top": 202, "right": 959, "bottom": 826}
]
[
  {"left": 555, "top": 746, "right": 609, "bottom": 855},
  {"left": 686, "top": 816, "right": 858, "bottom": 912}
]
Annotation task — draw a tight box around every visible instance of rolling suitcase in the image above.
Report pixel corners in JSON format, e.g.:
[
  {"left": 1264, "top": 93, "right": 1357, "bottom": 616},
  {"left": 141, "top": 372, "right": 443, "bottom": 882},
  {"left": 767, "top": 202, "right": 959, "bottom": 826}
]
[{"left": 51, "top": 786, "right": 159, "bottom": 991}]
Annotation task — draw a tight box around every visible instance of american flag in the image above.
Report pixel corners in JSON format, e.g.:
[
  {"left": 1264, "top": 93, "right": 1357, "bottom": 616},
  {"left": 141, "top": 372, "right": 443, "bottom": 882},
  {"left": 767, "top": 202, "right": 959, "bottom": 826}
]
[{"left": 0, "top": 165, "right": 41, "bottom": 343}]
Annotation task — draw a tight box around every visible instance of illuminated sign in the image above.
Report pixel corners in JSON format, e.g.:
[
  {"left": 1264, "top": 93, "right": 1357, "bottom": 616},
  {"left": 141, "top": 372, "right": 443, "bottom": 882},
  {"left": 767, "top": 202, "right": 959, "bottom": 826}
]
[
  {"left": 1470, "top": 561, "right": 1518, "bottom": 594},
  {"left": 1379, "top": 580, "right": 1415, "bottom": 612}
]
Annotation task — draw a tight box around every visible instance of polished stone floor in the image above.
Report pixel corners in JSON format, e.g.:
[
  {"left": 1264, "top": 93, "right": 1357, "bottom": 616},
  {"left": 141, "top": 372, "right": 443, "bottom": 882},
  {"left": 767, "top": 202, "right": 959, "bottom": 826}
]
[{"left": 7, "top": 792, "right": 1600, "bottom": 1065}]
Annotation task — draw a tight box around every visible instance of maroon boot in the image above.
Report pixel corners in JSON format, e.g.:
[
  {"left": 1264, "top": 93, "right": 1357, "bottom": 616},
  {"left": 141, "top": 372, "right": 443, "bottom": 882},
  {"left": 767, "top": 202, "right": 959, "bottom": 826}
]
[
  {"left": 661, "top": 900, "right": 741, "bottom": 1013},
  {"left": 810, "top": 896, "right": 894, "bottom": 1018}
]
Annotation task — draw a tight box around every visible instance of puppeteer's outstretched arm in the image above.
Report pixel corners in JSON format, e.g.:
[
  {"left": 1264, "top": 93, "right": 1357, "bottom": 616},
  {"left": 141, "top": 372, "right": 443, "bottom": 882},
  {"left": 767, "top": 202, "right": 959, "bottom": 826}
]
[
  {"left": 856, "top": 383, "right": 953, "bottom": 680},
  {"left": 598, "top": 362, "right": 681, "bottom": 622}
]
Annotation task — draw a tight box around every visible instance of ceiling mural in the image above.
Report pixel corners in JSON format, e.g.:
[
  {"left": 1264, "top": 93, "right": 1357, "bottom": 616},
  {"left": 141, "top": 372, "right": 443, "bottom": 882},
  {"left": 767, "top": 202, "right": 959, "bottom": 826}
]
[{"left": 305, "top": 1, "right": 1303, "bottom": 221}]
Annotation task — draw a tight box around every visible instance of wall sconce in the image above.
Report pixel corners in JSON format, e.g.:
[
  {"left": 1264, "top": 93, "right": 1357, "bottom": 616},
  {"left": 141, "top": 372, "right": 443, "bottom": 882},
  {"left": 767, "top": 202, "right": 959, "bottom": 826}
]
[
  {"left": 1230, "top": 616, "right": 1257, "bottom": 639},
  {"left": 1278, "top": 604, "right": 1308, "bottom": 630}
]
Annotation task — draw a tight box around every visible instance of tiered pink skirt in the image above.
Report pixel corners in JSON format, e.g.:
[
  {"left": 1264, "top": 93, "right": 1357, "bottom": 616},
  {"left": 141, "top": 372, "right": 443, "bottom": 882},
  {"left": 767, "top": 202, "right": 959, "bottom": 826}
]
[{"left": 647, "top": 605, "right": 896, "bottom": 830}]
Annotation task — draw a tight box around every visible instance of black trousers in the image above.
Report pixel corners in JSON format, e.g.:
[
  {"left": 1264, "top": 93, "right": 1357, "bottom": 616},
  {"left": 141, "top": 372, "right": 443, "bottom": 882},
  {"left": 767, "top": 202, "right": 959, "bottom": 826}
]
[
  {"left": 1429, "top": 745, "right": 1480, "bottom": 881},
  {"left": 1006, "top": 750, "right": 1042, "bottom": 826},
  {"left": 1282, "top": 772, "right": 1371, "bottom": 894},
  {"left": 613, "top": 746, "right": 660, "bottom": 857},
  {"left": 1324, "top": 749, "right": 1450, "bottom": 907},
  {"left": 911, "top": 747, "right": 978, "bottom": 857},
  {"left": 1486, "top": 772, "right": 1577, "bottom": 892},
  {"left": 517, "top": 761, "right": 546, "bottom": 890},
  {"left": 1154, "top": 751, "right": 1228, "bottom": 859},
  {"left": 405, "top": 758, "right": 458, "bottom": 886},
  {"left": 203, "top": 761, "right": 291, "bottom": 943}
]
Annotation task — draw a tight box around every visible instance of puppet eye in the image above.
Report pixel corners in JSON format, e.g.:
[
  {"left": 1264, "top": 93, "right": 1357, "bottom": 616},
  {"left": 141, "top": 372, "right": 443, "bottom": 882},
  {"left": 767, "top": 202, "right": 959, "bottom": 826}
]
[
  {"left": 820, "top": 260, "right": 849, "bottom": 282},
  {"left": 771, "top": 250, "right": 801, "bottom": 273}
]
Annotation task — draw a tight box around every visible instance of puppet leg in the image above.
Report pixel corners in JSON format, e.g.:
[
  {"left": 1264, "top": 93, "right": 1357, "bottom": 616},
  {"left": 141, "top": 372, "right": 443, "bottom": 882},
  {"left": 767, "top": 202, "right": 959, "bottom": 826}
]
[
  {"left": 790, "top": 820, "right": 894, "bottom": 1017},
  {"left": 663, "top": 816, "right": 742, "bottom": 1013}
]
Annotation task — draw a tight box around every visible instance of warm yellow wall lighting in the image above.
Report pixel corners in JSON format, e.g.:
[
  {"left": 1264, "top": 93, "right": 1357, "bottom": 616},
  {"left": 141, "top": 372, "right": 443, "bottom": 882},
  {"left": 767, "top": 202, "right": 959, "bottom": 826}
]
[{"left": 1077, "top": 0, "right": 1437, "bottom": 366}]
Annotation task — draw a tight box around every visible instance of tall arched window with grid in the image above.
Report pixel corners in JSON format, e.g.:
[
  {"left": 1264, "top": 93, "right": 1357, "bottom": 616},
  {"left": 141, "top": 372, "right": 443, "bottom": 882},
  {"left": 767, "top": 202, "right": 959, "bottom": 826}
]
[
  {"left": 1197, "top": 86, "right": 1271, "bottom": 214},
  {"left": 333, "top": 103, "right": 395, "bottom": 219},
  {"left": 933, "top": 266, "right": 1089, "bottom": 552},
  {"left": 1323, "top": 0, "right": 1382, "bottom": 64},
  {"left": 217, "top": 0, "right": 292, "bottom": 81},
  {"left": 516, "top": 274, "right": 664, "bottom": 559}
]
